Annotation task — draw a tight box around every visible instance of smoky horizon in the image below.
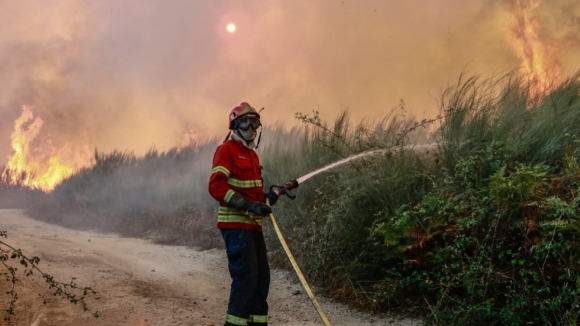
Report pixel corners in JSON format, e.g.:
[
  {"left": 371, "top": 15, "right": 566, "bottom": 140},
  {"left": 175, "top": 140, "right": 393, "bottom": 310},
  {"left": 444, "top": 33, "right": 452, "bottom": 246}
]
[{"left": 1, "top": 0, "right": 579, "bottom": 188}]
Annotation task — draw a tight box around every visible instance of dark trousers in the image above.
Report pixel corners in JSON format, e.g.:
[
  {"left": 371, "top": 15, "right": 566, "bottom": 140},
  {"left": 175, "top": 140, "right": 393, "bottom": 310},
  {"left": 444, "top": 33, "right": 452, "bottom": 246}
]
[{"left": 221, "top": 229, "right": 270, "bottom": 325}]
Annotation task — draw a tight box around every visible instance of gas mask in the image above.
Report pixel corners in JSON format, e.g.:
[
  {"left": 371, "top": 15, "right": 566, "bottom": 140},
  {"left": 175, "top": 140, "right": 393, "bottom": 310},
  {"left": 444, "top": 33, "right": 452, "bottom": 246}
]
[{"left": 234, "top": 115, "right": 261, "bottom": 142}]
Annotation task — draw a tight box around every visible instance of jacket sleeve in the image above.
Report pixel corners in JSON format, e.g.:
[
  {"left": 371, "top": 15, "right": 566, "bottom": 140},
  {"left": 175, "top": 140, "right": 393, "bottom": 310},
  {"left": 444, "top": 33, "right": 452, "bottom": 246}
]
[{"left": 208, "top": 144, "right": 236, "bottom": 204}]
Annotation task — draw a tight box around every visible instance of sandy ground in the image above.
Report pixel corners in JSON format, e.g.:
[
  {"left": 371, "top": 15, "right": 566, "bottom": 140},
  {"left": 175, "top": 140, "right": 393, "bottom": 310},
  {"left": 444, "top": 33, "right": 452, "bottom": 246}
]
[{"left": 0, "top": 209, "right": 422, "bottom": 326}]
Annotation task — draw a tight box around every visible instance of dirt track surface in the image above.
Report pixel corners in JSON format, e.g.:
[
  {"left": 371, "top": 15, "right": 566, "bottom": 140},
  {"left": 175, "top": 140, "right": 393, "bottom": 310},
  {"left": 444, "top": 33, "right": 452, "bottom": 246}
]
[{"left": 0, "top": 209, "right": 422, "bottom": 326}]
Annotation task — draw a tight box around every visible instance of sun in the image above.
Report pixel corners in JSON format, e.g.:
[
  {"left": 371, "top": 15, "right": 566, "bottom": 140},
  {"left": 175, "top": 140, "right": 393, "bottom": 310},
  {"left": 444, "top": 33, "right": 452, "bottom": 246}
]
[{"left": 227, "top": 23, "right": 236, "bottom": 33}]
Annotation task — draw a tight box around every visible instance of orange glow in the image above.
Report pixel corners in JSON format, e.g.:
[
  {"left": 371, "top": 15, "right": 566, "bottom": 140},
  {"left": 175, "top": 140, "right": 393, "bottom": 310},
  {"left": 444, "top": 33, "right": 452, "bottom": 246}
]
[
  {"left": 509, "top": 0, "right": 559, "bottom": 100},
  {"left": 227, "top": 23, "right": 236, "bottom": 33},
  {"left": 182, "top": 130, "right": 199, "bottom": 147},
  {"left": 2, "top": 106, "right": 90, "bottom": 191}
]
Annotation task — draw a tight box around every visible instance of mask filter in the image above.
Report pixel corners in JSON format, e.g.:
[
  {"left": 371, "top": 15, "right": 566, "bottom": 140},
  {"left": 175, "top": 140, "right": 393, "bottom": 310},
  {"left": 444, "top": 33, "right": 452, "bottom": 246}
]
[{"left": 239, "top": 128, "right": 257, "bottom": 141}]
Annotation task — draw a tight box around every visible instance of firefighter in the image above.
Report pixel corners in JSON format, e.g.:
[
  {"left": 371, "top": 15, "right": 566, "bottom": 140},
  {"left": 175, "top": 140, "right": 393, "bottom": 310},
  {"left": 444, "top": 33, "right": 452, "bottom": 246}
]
[{"left": 208, "top": 102, "right": 279, "bottom": 326}]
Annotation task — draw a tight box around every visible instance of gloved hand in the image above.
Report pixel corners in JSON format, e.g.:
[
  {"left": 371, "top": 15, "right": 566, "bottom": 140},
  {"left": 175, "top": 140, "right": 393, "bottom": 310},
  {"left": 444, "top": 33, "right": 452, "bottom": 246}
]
[
  {"left": 264, "top": 190, "right": 279, "bottom": 206},
  {"left": 228, "top": 192, "right": 272, "bottom": 217},
  {"left": 246, "top": 201, "right": 272, "bottom": 217}
]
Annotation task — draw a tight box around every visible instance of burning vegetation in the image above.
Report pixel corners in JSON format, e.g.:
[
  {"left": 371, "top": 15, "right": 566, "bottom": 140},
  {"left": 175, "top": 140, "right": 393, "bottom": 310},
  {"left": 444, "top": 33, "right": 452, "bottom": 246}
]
[
  {"left": 1, "top": 106, "right": 90, "bottom": 192},
  {"left": 508, "top": 0, "right": 580, "bottom": 99}
]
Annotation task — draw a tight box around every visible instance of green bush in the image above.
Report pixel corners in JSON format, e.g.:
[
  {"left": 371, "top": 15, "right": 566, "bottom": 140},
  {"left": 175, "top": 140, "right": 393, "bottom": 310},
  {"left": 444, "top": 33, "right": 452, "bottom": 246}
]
[
  {"left": 372, "top": 162, "right": 580, "bottom": 325},
  {"left": 367, "top": 72, "right": 580, "bottom": 324}
]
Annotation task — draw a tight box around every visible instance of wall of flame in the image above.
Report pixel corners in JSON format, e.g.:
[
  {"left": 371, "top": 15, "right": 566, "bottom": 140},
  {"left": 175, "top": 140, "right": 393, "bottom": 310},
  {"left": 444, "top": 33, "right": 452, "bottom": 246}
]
[
  {"left": 3, "top": 106, "right": 91, "bottom": 191},
  {"left": 508, "top": 0, "right": 580, "bottom": 98}
]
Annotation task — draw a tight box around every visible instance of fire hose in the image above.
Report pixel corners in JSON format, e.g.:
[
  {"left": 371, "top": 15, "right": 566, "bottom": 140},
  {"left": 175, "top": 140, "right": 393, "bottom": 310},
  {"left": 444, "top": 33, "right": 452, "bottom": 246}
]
[{"left": 267, "top": 180, "right": 333, "bottom": 326}]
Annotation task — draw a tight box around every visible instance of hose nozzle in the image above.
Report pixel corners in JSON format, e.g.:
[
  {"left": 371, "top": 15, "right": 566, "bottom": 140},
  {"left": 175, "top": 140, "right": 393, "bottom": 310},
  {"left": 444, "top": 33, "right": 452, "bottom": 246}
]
[{"left": 271, "top": 179, "right": 299, "bottom": 200}]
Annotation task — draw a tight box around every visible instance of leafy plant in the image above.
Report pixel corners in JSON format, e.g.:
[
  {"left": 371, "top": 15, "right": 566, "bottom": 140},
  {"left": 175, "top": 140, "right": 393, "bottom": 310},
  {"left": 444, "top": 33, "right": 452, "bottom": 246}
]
[{"left": 0, "top": 230, "right": 99, "bottom": 321}]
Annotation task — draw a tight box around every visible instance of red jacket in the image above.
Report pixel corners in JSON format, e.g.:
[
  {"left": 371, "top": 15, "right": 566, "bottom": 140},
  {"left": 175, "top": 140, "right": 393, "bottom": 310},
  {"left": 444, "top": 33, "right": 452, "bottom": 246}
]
[{"left": 208, "top": 139, "right": 265, "bottom": 231}]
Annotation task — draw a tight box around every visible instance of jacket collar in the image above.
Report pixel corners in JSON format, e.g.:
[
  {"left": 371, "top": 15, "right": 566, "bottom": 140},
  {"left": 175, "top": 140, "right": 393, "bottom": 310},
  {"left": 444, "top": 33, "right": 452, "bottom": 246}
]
[{"left": 228, "top": 136, "right": 250, "bottom": 152}]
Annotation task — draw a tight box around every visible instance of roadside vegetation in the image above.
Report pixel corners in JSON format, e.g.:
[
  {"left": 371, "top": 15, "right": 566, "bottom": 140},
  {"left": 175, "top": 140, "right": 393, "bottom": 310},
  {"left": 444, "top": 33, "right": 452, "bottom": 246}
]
[
  {"left": 0, "top": 230, "right": 99, "bottom": 322},
  {"left": 3, "top": 70, "right": 580, "bottom": 325},
  {"left": 1, "top": 172, "right": 99, "bottom": 321},
  {"left": 0, "top": 168, "right": 45, "bottom": 209}
]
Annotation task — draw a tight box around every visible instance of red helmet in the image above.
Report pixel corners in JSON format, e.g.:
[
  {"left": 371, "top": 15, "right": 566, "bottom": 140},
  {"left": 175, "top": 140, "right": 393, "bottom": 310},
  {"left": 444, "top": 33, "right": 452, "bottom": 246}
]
[{"left": 229, "top": 102, "right": 260, "bottom": 130}]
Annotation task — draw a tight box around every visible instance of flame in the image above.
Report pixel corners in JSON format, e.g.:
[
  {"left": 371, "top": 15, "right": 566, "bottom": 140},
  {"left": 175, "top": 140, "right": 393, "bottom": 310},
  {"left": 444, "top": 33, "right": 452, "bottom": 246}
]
[
  {"left": 510, "top": 0, "right": 580, "bottom": 100},
  {"left": 2, "top": 106, "right": 90, "bottom": 191},
  {"left": 508, "top": 0, "right": 560, "bottom": 99}
]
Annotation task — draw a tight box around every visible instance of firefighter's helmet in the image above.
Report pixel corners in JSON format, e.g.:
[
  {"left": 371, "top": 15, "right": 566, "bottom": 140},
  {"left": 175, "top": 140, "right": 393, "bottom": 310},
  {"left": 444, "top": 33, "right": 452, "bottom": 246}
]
[{"left": 229, "top": 102, "right": 261, "bottom": 130}]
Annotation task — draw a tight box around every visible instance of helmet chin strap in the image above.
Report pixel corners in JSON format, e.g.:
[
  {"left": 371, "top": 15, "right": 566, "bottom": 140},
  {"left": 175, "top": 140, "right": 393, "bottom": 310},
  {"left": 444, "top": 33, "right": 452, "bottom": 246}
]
[
  {"left": 255, "top": 129, "right": 262, "bottom": 149},
  {"left": 222, "top": 131, "right": 232, "bottom": 143}
]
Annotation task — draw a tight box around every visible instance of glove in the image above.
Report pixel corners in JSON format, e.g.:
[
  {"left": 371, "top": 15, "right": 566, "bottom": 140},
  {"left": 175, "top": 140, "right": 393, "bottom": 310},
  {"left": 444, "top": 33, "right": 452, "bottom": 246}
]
[
  {"left": 264, "top": 190, "right": 279, "bottom": 206},
  {"left": 246, "top": 201, "right": 272, "bottom": 217},
  {"left": 228, "top": 192, "right": 272, "bottom": 217}
]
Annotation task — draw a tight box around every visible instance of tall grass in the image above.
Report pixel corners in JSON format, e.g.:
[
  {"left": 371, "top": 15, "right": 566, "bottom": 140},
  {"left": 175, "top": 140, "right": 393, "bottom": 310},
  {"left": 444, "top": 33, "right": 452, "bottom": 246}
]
[
  {"left": 21, "top": 70, "right": 580, "bottom": 324},
  {"left": 437, "top": 72, "right": 580, "bottom": 178}
]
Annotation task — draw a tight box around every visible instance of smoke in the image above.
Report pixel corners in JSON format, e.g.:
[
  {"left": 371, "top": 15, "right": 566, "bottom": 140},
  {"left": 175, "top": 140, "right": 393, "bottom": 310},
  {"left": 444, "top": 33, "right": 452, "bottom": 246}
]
[{"left": 0, "top": 0, "right": 579, "bottom": 165}]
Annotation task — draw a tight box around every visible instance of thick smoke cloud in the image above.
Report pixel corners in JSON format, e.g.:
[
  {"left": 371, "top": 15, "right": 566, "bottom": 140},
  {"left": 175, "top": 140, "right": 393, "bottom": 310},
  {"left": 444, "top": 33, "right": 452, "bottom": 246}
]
[{"left": 0, "top": 0, "right": 579, "bottom": 164}]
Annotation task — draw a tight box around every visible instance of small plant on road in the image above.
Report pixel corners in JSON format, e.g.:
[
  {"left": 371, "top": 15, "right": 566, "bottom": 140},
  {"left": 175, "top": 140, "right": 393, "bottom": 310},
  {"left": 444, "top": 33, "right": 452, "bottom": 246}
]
[{"left": 0, "top": 230, "right": 99, "bottom": 322}]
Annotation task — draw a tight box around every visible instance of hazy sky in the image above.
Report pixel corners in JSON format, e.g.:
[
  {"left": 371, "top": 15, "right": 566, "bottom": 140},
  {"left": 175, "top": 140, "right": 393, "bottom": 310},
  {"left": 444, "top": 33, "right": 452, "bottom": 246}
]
[{"left": 1, "top": 0, "right": 579, "bottom": 164}]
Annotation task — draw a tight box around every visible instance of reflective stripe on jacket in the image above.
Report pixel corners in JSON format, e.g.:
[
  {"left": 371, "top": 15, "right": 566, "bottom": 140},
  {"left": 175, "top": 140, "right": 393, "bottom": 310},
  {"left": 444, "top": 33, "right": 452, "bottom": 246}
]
[{"left": 208, "top": 139, "right": 265, "bottom": 231}]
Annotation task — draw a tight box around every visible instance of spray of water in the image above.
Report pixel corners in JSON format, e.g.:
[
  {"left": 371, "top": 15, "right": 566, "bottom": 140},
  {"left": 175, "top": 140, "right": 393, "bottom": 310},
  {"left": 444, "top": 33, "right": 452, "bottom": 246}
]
[
  {"left": 296, "top": 143, "right": 436, "bottom": 184},
  {"left": 296, "top": 150, "right": 386, "bottom": 184}
]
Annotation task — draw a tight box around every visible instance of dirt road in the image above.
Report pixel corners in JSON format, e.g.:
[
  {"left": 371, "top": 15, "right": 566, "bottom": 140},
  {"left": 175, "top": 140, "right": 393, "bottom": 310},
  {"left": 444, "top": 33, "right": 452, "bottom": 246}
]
[{"left": 0, "top": 209, "right": 421, "bottom": 326}]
